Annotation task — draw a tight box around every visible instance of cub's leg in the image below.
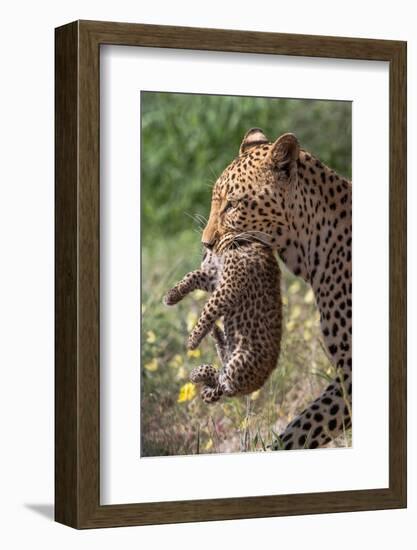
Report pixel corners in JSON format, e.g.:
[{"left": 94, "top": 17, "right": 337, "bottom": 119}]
[
  {"left": 187, "top": 286, "right": 236, "bottom": 350},
  {"left": 163, "top": 270, "right": 212, "bottom": 306},
  {"left": 187, "top": 254, "right": 245, "bottom": 349},
  {"left": 218, "top": 351, "right": 256, "bottom": 397}
]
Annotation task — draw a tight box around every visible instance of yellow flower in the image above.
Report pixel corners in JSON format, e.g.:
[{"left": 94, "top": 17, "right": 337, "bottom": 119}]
[
  {"left": 194, "top": 289, "right": 206, "bottom": 300},
  {"left": 289, "top": 280, "right": 301, "bottom": 295},
  {"left": 177, "top": 382, "right": 197, "bottom": 403},
  {"left": 144, "top": 358, "right": 158, "bottom": 372},
  {"left": 205, "top": 438, "right": 213, "bottom": 450},
  {"left": 169, "top": 354, "right": 183, "bottom": 368},
  {"left": 146, "top": 330, "right": 156, "bottom": 344},
  {"left": 303, "top": 329, "right": 312, "bottom": 341},
  {"left": 251, "top": 389, "right": 261, "bottom": 401},
  {"left": 290, "top": 305, "right": 301, "bottom": 320},
  {"left": 187, "top": 348, "right": 201, "bottom": 358},
  {"left": 186, "top": 312, "right": 198, "bottom": 332},
  {"left": 304, "top": 288, "right": 314, "bottom": 304},
  {"left": 286, "top": 320, "right": 295, "bottom": 332}
]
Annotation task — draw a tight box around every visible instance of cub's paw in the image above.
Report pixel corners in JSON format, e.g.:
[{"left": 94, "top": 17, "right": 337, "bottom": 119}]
[
  {"left": 201, "top": 386, "right": 222, "bottom": 404},
  {"left": 190, "top": 364, "right": 219, "bottom": 387},
  {"left": 163, "top": 289, "right": 180, "bottom": 306},
  {"left": 187, "top": 332, "right": 199, "bottom": 350}
]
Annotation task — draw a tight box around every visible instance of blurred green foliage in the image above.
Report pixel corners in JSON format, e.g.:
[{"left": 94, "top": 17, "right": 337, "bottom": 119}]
[
  {"left": 141, "top": 92, "right": 351, "bottom": 245},
  {"left": 141, "top": 92, "right": 352, "bottom": 456}
]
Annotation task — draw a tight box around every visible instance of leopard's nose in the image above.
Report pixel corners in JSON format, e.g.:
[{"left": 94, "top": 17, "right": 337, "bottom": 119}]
[{"left": 201, "top": 225, "right": 218, "bottom": 249}]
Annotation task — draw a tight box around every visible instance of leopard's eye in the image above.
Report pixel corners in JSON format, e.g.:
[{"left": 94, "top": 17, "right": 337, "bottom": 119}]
[
  {"left": 222, "top": 201, "right": 233, "bottom": 214},
  {"left": 223, "top": 199, "right": 238, "bottom": 213}
]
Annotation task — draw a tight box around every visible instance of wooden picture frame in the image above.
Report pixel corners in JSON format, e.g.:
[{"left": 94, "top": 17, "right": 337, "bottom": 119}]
[{"left": 55, "top": 20, "right": 407, "bottom": 529}]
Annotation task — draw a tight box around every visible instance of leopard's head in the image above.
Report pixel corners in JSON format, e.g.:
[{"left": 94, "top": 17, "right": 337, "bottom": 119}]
[{"left": 202, "top": 129, "right": 300, "bottom": 253}]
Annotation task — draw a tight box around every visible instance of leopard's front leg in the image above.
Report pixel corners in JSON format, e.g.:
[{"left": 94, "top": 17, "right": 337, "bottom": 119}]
[{"left": 163, "top": 269, "right": 212, "bottom": 306}]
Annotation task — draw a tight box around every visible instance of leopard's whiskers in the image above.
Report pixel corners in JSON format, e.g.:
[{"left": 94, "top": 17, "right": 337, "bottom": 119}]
[
  {"left": 184, "top": 211, "right": 205, "bottom": 233},
  {"left": 232, "top": 230, "right": 273, "bottom": 248},
  {"left": 194, "top": 213, "right": 208, "bottom": 225}
]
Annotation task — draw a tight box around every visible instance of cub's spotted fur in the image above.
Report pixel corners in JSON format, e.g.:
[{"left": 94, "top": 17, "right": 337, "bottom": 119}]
[{"left": 164, "top": 242, "right": 282, "bottom": 403}]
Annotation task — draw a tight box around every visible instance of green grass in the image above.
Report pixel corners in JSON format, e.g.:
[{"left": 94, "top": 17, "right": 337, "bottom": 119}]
[{"left": 140, "top": 92, "right": 352, "bottom": 456}]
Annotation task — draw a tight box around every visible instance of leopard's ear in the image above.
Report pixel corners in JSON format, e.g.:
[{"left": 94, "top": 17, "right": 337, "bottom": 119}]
[
  {"left": 270, "top": 133, "right": 300, "bottom": 168},
  {"left": 239, "top": 128, "right": 269, "bottom": 154}
]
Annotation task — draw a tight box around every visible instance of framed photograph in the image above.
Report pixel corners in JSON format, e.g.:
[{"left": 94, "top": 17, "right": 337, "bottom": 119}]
[{"left": 55, "top": 20, "right": 406, "bottom": 528}]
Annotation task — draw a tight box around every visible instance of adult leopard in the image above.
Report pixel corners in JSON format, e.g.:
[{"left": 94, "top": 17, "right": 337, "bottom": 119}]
[{"left": 201, "top": 128, "right": 352, "bottom": 450}]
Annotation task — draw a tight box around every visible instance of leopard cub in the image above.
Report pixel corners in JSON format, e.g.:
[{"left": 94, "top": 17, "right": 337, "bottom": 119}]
[{"left": 163, "top": 242, "right": 282, "bottom": 403}]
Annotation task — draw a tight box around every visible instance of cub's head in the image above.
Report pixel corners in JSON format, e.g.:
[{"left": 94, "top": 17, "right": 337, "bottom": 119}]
[{"left": 202, "top": 129, "right": 300, "bottom": 253}]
